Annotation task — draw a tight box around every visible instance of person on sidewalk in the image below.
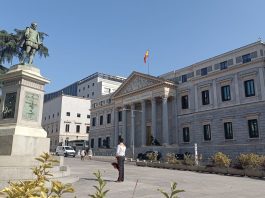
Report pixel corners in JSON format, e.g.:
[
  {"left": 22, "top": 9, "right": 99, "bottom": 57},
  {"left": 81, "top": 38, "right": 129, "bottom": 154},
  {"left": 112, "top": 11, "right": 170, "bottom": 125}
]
[
  {"left": 115, "top": 138, "right": 126, "bottom": 182},
  {"left": 81, "top": 149, "right": 86, "bottom": 160}
]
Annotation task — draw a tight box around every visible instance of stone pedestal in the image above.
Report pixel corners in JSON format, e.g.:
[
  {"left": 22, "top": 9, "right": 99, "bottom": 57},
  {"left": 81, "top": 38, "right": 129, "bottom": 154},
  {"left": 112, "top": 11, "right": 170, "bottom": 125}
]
[{"left": 0, "top": 64, "right": 52, "bottom": 180}]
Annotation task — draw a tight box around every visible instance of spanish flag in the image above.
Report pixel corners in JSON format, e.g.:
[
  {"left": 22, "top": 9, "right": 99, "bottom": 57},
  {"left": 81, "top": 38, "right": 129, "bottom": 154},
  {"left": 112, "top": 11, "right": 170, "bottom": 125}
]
[{"left": 144, "top": 50, "right": 149, "bottom": 64}]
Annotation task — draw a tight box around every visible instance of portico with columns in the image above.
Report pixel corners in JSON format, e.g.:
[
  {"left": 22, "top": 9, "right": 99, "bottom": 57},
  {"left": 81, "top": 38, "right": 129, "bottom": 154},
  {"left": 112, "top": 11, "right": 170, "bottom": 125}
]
[{"left": 111, "top": 72, "right": 177, "bottom": 150}]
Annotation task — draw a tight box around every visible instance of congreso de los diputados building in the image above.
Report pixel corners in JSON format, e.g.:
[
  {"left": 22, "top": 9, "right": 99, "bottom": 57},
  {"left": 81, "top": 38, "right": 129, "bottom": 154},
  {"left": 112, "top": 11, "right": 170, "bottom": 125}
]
[{"left": 89, "top": 41, "right": 265, "bottom": 159}]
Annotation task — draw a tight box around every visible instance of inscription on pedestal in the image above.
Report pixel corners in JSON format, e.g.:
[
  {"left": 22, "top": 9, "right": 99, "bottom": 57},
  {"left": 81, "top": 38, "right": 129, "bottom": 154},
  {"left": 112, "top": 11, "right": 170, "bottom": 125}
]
[
  {"left": 3, "top": 92, "right": 17, "bottom": 119},
  {"left": 22, "top": 92, "right": 40, "bottom": 121}
]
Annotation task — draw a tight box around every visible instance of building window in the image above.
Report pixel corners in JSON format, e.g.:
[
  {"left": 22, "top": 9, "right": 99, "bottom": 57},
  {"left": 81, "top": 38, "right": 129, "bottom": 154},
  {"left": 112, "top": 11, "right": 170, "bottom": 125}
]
[
  {"left": 244, "top": 79, "right": 255, "bottom": 97},
  {"left": 44, "top": 117, "right": 46, "bottom": 121},
  {"left": 118, "top": 111, "right": 122, "bottom": 122},
  {"left": 87, "top": 114, "right": 90, "bottom": 119},
  {"left": 87, "top": 94, "right": 89, "bottom": 98},
  {"left": 106, "top": 137, "right": 110, "bottom": 148},
  {"left": 221, "top": 85, "right": 231, "bottom": 101},
  {"left": 83, "top": 87, "right": 85, "bottom": 90},
  {"left": 52, "top": 114, "right": 54, "bottom": 118},
  {"left": 65, "top": 124, "right": 70, "bottom": 132},
  {"left": 182, "top": 74, "right": 187, "bottom": 83},
  {"left": 201, "top": 67, "right": 208, "bottom": 76},
  {"left": 66, "top": 112, "right": 70, "bottom": 116},
  {"left": 202, "top": 90, "right": 210, "bottom": 105},
  {"left": 92, "top": 92, "right": 94, "bottom": 96},
  {"left": 57, "top": 112, "right": 60, "bottom": 117},
  {"left": 183, "top": 127, "right": 190, "bottom": 142},
  {"left": 220, "top": 61, "right": 228, "bottom": 70},
  {"left": 78, "top": 89, "right": 80, "bottom": 92},
  {"left": 181, "top": 95, "right": 189, "bottom": 109},
  {"left": 92, "top": 83, "right": 95, "bottom": 86},
  {"left": 107, "top": 113, "right": 111, "bottom": 124},
  {"left": 248, "top": 119, "right": 259, "bottom": 138},
  {"left": 88, "top": 85, "right": 90, "bottom": 88},
  {"left": 242, "top": 53, "right": 251, "bottom": 63},
  {"left": 48, "top": 115, "right": 50, "bottom": 119},
  {"left": 77, "top": 113, "right": 81, "bottom": 118},
  {"left": 224, "top": 122, "right": 233, "bottom": 139},
  {"left": 91, "top": 139, "right": 94, "bottom": 148},
  {"left": 76, "top": 125, "right": 80, "bottom": 133},
  {"left": 86, "top": 126, "right": 90, "bottom": 133},
  {"left": 98, "top": 138, "right": 102, "bottom": 148},
  {"left": 203, "top": 124, "right": 211, "bottom": 141},
  {"left": 100, "top": 115, "right": 103, "bottom": 125},
  {"left": 92, "top": 117, "right": 96, "bottom": 126}
]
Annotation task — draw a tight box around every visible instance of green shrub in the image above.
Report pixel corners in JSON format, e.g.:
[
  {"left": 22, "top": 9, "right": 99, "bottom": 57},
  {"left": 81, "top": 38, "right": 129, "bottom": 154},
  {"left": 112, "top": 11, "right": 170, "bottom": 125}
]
[
  {"left": 211, "top": 152, "right": 231, "bottom": 168},
  {"left": 158, "top": 182, "right": 184, "bottom": 198},
  {"left": 165, "top": 153, "right": 180, "bottom": 164},
  {"left": 0, "top": 153, "right": 74, "bottom": 198},
  {"left": 146, "top": 152, "right": 158, "bottom": 161},
  {"left": 89, "top": 170, "right": 109, "bottom": 198},
  {"left": 183, "top": 154, "right": 195, "bottom": 166},
  {"left": 237, "top": 153, "right": 262, "bottom": 169}
]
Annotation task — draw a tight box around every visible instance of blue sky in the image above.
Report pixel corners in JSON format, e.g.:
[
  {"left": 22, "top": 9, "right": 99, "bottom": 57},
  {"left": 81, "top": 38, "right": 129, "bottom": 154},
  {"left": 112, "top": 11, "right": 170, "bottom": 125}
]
[{"left": 1, "top": 0, "right": 265, "bottom": 93}]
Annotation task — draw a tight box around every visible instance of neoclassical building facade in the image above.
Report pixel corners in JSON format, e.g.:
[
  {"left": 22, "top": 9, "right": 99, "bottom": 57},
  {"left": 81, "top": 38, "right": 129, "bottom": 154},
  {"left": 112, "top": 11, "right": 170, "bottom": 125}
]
[{"left": 90, "top": 41, "right": 265, "bottom": 158}]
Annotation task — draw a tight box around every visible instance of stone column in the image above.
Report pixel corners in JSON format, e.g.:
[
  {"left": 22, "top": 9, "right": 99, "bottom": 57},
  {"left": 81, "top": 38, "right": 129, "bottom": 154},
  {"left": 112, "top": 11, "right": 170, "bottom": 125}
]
[
  {"left": 122, "top": 105, "right": 127, "bottom": 144},
  {"left": 234, "top": 73, "right": 240, "bottom": 104},
  {"left": 141, "top": 100, "right": 146, "bottom": 146},
  {"left": 212, "top": 80, "right": 217, "bottom": 108},
  {"left": 194, "top": 85, "right": 198, "bottom": 112},
  {"left": 151, "top": 98, "right": 157, "bottom": 138},
  {"left": 162, "top": 96, "right": 169, "bottom": 145},
  {"left": 172, "top": 96, "right": 178, "bottom": 144},
  {"left": 130, "top": 103, "right": 135, "bottom": 149},
  {"left": 259, "top": 67, "right": 265, "bottom": 100},
  {"left": 114, "top": 108, "right": 119, "bottom": 147}
]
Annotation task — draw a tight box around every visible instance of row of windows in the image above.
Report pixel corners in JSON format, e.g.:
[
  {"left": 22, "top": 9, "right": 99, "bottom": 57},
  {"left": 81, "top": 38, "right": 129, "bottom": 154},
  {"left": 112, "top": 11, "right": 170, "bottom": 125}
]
[
  {"left": 181, "top": 79, "right": 255, "bottom": 109},
  {"left": 66, "top": 112, "right": 90, "bottom": 118},
  {"left": 179, "top": 51, "right": 258, "bottom": 83},
  {"left": 44, "top": 112, "right": 60, "bottom": 121},
  {"left": 79, "top": 82, "right": 95, "bottom": 92},
  {"left": 65, "top": 124, "right": 90, "bottom": 133},
  {"left": 90, "top": 137, "right": 110, "bottom": 149},
  {"left": 92, "top": 113, "right": 112, "bottom": 126},
  {"left": 182, "top": 119, "right": 259, "bottom": 143},
  {"left": 92, "top": 98, "right": 112, "bottom": 108}
]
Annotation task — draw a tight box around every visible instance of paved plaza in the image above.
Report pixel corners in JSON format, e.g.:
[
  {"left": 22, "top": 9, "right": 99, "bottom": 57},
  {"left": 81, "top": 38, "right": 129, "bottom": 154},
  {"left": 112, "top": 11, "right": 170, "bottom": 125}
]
[{"left": 61, "top": 157, "right": 265, "bottom": 198}]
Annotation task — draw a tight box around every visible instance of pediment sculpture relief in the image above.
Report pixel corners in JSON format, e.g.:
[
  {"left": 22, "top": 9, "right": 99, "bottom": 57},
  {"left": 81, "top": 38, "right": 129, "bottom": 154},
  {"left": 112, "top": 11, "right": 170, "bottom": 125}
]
[{"left": 121, "top": 76, "right": 157, "bottom": 94}]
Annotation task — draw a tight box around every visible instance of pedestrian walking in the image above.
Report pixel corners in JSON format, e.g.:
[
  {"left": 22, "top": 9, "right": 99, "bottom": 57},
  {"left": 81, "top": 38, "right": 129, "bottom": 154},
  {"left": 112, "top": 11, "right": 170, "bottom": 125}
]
[{"left": 115, "top": 138, "right": 126, "bottom": 182}]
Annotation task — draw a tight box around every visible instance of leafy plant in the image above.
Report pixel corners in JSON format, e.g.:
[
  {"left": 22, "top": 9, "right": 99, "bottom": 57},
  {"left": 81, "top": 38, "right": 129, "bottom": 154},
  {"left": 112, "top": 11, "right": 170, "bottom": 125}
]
[
  {"left": 211, "top": 152, "right": 231, "bottom": 168},
  {"left": 146, "top": 152, "right": 158, "bottom": 161},
  {"left": 0, "top": 152, "right": 74, "bottom": 198},
  {"left": 237, "top": 153, "right": 262, "bottom": 169},
  {"left": 165, "top": 153, "right": 180, "bottom": 164},
  {"left": 183, "top": 154, "right": 195, "bottom": 166},
  {"left": 89, "top": 170, "right": 109, "bottom": 198},
  {"left": 158, "top": 182, "right": 184, "bottom": 198}
]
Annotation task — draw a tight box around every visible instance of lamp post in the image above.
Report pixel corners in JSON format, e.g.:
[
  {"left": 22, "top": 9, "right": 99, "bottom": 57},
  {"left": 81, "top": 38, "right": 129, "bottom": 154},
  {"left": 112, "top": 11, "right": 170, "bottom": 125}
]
[{"left": 123, "top": 107, "right": 142, "bottom": 160}]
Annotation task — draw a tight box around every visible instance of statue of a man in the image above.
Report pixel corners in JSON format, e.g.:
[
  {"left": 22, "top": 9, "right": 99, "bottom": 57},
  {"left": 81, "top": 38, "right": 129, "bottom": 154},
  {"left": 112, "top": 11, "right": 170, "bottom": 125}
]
[{"left": 20, "top": 22, "right": 42, "bottom": 65}]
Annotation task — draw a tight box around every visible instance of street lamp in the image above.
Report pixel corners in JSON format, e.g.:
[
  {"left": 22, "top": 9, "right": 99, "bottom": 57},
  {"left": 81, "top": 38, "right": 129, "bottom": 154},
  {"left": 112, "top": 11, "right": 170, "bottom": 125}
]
[{"left": 123, "top": 107, "right": 142, "bottom": 160}]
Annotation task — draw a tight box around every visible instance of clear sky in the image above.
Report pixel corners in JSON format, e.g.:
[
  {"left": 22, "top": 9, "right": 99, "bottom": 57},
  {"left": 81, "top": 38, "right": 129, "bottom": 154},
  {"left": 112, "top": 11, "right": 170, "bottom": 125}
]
[{"left": 1, "top": 0, "right": 265, "bottom": 93}]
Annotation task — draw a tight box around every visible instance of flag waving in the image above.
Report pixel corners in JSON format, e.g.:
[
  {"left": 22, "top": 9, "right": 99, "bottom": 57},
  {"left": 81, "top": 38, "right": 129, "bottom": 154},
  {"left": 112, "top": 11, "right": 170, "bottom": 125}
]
[{"left": 144, "top": 50, "right": 149, "bottom": 64}]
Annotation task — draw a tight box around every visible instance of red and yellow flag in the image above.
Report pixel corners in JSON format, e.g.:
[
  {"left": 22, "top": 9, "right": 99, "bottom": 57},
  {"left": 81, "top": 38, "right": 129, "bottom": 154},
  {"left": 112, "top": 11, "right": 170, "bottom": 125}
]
[{"left": 144, "top": 50, "right": 149, "bottom": 64}]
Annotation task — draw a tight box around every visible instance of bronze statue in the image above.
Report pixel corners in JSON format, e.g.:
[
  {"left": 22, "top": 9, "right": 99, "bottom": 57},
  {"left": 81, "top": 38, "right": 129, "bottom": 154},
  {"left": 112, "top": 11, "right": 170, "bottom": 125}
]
[{"left": 20, "top": 22, "right": 42, "bottom": 65}]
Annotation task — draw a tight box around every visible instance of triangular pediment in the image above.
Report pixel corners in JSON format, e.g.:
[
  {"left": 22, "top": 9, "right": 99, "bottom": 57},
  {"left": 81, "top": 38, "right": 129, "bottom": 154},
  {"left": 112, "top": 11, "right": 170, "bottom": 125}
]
[{"left": 112, "top": 71, "right": 174, "bottom": 98}]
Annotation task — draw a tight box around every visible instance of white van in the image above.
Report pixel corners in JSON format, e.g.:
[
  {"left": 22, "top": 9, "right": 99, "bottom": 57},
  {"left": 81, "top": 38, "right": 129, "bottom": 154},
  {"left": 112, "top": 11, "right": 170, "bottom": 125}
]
[{"left": 55, "top": 146, "right": 76, "bottom": 157}]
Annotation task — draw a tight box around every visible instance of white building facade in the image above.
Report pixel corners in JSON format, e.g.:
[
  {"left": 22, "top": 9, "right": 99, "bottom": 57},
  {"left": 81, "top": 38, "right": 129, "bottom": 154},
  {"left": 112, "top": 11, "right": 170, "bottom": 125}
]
[
  {"left": 89, "top": 41, "right": 265, "bottom": 158},
  {"left": 42, "top": 95, "right": 91, "bottom": 151}
]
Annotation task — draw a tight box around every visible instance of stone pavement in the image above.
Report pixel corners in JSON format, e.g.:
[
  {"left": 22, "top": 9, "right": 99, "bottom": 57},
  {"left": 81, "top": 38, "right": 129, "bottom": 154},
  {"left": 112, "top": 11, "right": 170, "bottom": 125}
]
[
  {"left": 1, "top": 156, "right": 265, "bottom": 197},
  {"left": 63, "top": 157, "right": 265, "bottom": 198}
]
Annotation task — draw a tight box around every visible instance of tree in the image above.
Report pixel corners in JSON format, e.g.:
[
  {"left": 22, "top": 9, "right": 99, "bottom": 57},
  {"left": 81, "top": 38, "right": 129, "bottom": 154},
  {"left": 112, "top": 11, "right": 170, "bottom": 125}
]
[{"left": 0, "top": 29, "right": 49, "bottom": 65}]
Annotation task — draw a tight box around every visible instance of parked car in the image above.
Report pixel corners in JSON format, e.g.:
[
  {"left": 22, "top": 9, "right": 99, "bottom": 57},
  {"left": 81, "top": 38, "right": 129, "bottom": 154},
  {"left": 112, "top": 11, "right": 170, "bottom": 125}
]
[
  {"left": 137, "top": 151, "right": 162, "bottom": 161},
  {"left": 55, "top": 146, "right": 76, "bottom": 157}
]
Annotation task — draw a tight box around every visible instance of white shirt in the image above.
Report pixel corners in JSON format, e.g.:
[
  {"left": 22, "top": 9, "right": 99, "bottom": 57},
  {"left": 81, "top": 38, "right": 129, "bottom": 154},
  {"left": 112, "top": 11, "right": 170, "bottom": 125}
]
[{"left": 116, "top": 143, "right": 126, "bottom": 156}]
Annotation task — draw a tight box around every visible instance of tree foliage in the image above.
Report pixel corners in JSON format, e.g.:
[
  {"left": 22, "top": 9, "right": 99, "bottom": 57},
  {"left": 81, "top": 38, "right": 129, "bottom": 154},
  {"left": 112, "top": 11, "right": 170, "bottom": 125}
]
[{"left": 0, "top": 28, "right": 49, "bottom": 65}]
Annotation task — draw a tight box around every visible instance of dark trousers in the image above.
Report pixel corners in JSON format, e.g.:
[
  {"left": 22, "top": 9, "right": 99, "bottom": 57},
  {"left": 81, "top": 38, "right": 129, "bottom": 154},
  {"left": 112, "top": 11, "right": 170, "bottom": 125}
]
[{"left": 117, "top": 156, "right": 125, "bottom": 181}]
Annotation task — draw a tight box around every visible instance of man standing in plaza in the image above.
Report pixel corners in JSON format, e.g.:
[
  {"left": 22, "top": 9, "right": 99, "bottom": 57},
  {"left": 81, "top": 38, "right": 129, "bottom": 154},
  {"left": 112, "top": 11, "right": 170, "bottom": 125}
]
[{"left": 116, "top": 138, "right": 126, "bottom": 182}]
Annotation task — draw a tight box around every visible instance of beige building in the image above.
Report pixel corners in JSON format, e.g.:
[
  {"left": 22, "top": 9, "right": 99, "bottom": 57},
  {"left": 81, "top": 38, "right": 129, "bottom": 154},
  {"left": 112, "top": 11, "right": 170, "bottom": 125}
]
[{"left": 90, "top": 41, "right": 265, "bottom": 158}]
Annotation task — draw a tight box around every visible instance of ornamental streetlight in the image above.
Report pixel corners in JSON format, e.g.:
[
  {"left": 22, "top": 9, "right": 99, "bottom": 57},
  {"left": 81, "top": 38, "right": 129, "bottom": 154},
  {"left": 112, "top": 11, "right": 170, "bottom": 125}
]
[{"left": 123, "top": 107, "right": 142, "bottom": 160}]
